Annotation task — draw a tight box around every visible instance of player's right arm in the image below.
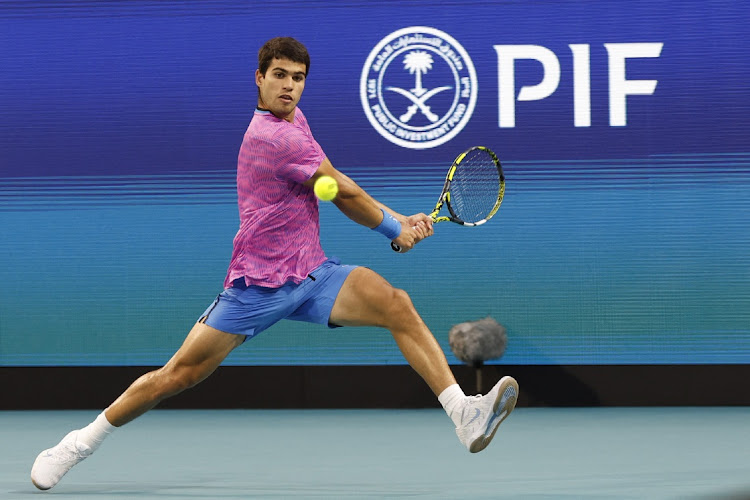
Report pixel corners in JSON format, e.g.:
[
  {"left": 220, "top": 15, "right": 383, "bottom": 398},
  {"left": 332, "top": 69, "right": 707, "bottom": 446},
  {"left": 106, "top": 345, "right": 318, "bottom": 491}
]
[{"left": 304, "top": 157, "right": 433, "bottom": 251}]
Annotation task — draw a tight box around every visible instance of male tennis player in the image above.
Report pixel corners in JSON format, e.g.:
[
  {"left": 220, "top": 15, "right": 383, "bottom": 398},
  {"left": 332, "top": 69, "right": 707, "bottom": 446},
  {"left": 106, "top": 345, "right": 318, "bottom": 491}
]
[{"left": 31, "top": 37, "right": 518, "bottom": 490}]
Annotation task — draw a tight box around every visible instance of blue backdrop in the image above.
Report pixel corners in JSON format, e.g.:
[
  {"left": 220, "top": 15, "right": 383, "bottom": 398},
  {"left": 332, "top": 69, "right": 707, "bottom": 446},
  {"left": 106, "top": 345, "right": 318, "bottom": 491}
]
[{"left": 1, "top": 0, "right": 748, "bottom": 366}]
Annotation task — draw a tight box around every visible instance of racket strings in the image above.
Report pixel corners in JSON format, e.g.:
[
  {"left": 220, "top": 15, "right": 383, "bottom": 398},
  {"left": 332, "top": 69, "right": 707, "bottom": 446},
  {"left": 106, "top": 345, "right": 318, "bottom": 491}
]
[{"left": 449, "top": 149, "right": 502, "bottom": 223}]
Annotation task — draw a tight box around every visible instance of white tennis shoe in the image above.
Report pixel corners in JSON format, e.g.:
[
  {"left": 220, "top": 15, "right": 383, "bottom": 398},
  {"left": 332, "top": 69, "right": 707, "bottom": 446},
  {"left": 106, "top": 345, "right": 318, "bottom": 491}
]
[
  {"left": 455, "top": 376, "right": 519, "bottom": 453},
  {"left": 31, "top": 430, "right": 92, "bottom": 490}
]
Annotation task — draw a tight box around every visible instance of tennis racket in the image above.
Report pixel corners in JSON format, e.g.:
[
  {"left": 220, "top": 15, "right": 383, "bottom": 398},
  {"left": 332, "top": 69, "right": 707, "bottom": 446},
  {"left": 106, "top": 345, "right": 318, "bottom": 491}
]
[{"left": 392, "top": 146, "right": 505, "bottom": 252}]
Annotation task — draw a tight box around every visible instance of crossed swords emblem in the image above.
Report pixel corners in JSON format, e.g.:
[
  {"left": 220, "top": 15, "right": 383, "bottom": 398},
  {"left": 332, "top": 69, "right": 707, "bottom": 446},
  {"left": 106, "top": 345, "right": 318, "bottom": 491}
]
[{"left": 386, "top": 50, "right": 451, "bottom": 124}]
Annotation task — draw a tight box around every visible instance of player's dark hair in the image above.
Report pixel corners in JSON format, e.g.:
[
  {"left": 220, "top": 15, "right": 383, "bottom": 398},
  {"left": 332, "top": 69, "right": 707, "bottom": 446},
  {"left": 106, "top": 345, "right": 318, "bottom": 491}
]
[{"left": 258, "top": 37, "right": 310, "bottom": 76}]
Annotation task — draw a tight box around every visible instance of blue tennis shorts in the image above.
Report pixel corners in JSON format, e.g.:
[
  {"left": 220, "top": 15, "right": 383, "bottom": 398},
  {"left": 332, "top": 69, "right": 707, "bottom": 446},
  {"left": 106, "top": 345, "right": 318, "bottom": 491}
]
[{"left": 199, "top": 257, "right": 357, "bottom": 339}]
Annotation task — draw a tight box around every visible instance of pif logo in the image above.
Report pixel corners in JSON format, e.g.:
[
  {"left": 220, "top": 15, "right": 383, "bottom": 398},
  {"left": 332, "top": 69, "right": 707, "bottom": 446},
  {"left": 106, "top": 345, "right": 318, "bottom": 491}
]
[{"left": 360, "top": 26, "right": 477, "bottom": 150}]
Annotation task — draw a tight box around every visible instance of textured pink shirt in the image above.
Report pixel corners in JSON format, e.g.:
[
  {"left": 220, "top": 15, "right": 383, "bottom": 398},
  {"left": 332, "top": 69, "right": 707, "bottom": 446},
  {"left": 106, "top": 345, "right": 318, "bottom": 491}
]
[{"left": 224, "top": 107, "right": 327, "bottom": 288}]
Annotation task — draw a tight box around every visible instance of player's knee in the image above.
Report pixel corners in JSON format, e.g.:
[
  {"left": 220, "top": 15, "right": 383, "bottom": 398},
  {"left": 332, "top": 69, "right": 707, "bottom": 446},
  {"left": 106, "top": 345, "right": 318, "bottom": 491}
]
[
  {"left": 385, "top": 288, "right": 419, "bottom": 323},
  {"left": 391, "top": 287, "right": 412, "bottom": 307},
  {"left": 155, "top": 364, "right": 204, "bottom": 398}
]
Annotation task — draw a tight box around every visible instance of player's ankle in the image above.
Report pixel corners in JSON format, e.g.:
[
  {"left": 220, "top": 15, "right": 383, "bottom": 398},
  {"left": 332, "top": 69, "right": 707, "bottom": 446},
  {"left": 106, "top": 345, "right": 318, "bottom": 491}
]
[
  {"left": 438, "top": 384, "right": 466, "bottom": 427},
  {"left": 76, "top": 411, "right": 116, "bottom": 451}
]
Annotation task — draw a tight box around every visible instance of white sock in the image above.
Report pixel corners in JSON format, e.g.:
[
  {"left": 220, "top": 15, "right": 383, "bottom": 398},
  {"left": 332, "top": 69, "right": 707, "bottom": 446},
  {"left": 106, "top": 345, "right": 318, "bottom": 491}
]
[
  {"left": 76, "top": 411, "right": 116, "bottom": 451},
  {"left": 438, "top": 384, "right": 466, "bottom": 427}
]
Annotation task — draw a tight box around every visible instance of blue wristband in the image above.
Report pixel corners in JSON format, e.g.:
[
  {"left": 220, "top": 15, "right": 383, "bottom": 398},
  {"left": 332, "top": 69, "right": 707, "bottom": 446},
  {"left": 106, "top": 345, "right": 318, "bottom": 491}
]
[{"left": 372, "top": 208, "right": 402, "bottom": 240}]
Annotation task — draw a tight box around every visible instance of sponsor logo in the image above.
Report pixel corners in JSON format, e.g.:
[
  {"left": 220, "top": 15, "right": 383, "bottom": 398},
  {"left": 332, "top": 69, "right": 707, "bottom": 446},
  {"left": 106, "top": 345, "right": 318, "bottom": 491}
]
[
  {"left": 360, "top": 26, "right": 477, "bottom": 149},
  {"left": 466, "top": 408, "right": 481, "bottom": 426}
]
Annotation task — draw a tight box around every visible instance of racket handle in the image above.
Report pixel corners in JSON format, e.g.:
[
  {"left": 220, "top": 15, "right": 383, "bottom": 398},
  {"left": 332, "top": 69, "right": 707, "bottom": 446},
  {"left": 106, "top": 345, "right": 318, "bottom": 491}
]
[{"left": 391, "top": 221, "right": 433, "bottom": 253}]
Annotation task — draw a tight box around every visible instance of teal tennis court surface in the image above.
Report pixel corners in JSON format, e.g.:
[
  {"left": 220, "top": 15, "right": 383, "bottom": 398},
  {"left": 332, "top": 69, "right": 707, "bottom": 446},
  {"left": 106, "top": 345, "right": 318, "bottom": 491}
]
[{"left": 2, "top": 407, "right": 749, "bottom": 499}]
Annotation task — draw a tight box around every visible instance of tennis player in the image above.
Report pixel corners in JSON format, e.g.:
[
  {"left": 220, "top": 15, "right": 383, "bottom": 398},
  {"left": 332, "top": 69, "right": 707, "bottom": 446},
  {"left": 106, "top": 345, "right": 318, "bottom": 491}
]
[{"left": 31, "top": 37, "right": 519, "bottom": 490}]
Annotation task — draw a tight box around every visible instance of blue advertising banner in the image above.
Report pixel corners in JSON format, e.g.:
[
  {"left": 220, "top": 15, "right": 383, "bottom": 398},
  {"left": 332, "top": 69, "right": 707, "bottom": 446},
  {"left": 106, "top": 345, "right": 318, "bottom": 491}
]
[{"left": 1, "top": 1, "right": 748, "bottom": 366}]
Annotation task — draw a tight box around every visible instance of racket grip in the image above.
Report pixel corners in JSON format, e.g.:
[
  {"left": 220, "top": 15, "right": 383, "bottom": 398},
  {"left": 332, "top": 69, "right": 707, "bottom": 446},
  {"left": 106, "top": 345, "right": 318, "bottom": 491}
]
[{"left": 391, "top": 242, "right": 404, "bottom": 253}]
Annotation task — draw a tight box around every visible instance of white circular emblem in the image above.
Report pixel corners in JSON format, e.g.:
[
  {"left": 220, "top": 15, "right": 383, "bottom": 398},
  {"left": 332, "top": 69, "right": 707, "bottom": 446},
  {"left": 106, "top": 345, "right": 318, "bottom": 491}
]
[{"left": 360, "top": 26, "right": 477, "bottom": 150}]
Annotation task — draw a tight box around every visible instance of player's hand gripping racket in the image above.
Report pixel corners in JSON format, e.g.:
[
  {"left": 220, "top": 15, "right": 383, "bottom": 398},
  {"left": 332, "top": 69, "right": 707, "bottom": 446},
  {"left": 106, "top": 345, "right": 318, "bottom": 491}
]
[{"left": 392, "top": 146, "right": 505, "bottom": 252}]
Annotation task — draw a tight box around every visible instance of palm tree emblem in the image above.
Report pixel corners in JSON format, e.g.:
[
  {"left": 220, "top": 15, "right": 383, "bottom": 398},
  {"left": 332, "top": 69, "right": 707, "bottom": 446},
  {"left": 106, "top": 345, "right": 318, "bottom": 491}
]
[
  {"left": 386, "top": 50, "right": 451, "bottom": 124},
  {"left": 403, "top": 50, "right": 433, "bottom": 97}
]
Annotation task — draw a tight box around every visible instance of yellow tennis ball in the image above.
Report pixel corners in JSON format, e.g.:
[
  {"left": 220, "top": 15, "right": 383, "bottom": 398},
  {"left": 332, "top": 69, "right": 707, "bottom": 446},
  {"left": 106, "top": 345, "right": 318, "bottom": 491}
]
[{"left": 314, "top": 175, "right": 338, "bottom": 201}]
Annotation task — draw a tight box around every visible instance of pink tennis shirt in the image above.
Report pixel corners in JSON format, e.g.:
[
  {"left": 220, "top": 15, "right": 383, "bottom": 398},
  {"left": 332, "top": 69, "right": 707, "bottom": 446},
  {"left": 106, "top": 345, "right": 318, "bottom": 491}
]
[{"left": 224, "top": 107, "right": 328, "bottom": 288}]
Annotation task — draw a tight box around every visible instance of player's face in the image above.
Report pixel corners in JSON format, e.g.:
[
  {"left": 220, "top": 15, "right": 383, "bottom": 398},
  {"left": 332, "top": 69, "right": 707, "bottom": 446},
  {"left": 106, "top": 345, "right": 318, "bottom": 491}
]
[{"left": 256, "top": 58, "right": 307, "bottom": 122}]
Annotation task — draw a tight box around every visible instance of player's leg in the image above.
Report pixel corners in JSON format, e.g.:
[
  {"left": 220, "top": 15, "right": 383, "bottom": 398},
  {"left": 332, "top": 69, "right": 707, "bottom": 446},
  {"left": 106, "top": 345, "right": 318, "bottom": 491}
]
[
  {"left": 31, "top": 322, "right": 244, "bottom": 490},
  {"left": 105, "top": 321, "right": 245, "bottom": 426},
  {"left": 328, "top": 266, "right": 518, "bottom": 453},
  {"left": 329, "top": 266, "right": 456, "bottom": 396}
]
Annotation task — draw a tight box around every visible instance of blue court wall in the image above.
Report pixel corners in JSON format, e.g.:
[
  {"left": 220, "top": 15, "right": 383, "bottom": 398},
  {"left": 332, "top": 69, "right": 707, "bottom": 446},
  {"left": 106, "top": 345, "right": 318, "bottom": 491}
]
[{"left": 1, "top": 1, "right": 749, "bottom": 366}]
